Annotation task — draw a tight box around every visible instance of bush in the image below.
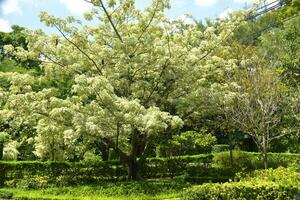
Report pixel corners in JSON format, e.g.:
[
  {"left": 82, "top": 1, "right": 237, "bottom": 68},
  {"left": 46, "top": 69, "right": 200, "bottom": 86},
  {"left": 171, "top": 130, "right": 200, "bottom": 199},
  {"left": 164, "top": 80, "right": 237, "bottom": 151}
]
[
  {"left": 213, "top": 151, "right": 255, "bottom": 170},
  {"left": 186, "top": 165, "right": 235, "bottom": 182},
  {"left": 1, "top": 152, "right": 300, "bottom": 187},
  {"left": 213, "top": 151, "right": 300, "bottom": 170},
  {"left": 0, "top": 160, "right": 126, "bottom": 187},
  {"left": 212, "top": 144, "right": 229, "bottom": 153},
  {"left": 0, "top": 190, "right": 13, "bottom": 199},
  {"left": 158, "top": 130, "right": 217, "bottom": 157},
  {"left": 183, "top": 181, "right": 298, "bottom": 200},
  {"left": 237, "top": 167, "right": 300, "bottom": 188},
  {"left": 142, "top": 154, "right": 213, "bottom": 178},
  {"left": 183, "top": 167, "right": 300, "bottom": 200},
  {"left": 82, "top": 151, "right": 102, "bottom": 165}
]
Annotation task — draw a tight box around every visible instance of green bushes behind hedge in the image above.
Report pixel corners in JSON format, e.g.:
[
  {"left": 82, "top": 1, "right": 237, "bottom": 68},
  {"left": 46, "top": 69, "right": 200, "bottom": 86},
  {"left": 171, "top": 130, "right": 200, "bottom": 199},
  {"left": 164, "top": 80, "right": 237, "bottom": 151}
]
[{"left": 213, "top": 151, "right": 300, "bottom": 170}]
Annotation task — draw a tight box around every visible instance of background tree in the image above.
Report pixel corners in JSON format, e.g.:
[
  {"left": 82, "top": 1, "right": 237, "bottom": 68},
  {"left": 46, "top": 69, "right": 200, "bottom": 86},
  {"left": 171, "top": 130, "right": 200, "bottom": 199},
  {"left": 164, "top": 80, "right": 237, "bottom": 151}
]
[{"left": 229, "top": 68, "right": 297, "bottom": 168}]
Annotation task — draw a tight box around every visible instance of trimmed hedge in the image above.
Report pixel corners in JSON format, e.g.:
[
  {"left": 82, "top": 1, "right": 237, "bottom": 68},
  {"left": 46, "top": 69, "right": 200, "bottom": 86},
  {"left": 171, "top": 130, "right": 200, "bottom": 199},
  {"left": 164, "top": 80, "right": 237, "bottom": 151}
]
[
  {"left": 0, "top": 189, "right": 13, "bottom": 199},
  {"left": 142, "top": 154, "right": 213, "bottom": 178},
  {"left": 0, "top": 160, "right": 127, "bottom": 187},
  {"left": 183, "top": 181, "right": 298, "bottom": 200},
  {"left": 183, "top": 167, "right": 300, "bottom": 200},
  {"left": 213, "top": 151, "right": 300, "bottom": 170},
  {"left": 0, "top": 151, "right": 299, "bottom": 187},
  {"left": 211, "top": 144, "right": 229, "bottom": 153}
]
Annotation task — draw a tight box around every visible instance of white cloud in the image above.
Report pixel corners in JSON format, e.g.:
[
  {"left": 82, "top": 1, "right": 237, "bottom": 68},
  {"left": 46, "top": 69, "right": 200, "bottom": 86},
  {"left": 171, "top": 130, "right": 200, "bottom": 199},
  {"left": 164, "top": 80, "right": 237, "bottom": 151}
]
[
  {"left": 195, "top": 0, "right": 216, "bottom": 7},
  {"left": 1, "top": 0, "right": 22, "bottom": 15},
  {"left": 59, "top": 0, "right": 92, "bottom": 15},
  {"left": 219, "top": 8, "right": 234, "bottom": 19},
  {"left": 0, "top": 18, "right": 12, "bottom": 32}
]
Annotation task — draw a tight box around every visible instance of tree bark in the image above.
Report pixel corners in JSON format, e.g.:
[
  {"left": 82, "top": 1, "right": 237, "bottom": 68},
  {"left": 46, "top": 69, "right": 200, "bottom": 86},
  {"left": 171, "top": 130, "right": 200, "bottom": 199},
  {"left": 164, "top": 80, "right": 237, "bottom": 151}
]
[
  {"left": 262, "top": 134, "right": 268, "bottom": 169},
  {"left": 100, "top": 142, "right": 109, "bottom": 161},
  {"left": 0, "top": 142, "right": 3, "bottom": 160},
  {"left": 228, "top": 132, "right": 233, "bottom": 167},
  {"left": 128, "top": 129, "right": 139, "bottom": 180}
]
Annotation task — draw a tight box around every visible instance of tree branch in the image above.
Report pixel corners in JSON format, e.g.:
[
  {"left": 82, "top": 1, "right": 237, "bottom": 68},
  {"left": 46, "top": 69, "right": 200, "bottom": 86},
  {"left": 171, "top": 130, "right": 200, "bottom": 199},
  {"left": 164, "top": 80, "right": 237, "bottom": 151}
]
[{"left": 53, "top": 24, "right": 103, "bottom": 75}]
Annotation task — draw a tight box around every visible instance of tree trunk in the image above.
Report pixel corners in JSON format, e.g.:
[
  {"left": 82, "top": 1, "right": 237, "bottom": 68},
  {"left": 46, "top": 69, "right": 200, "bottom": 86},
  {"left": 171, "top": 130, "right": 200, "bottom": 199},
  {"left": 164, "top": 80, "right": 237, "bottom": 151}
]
[
  {"left": 0, "top": 142, "right": 3, "bottom": 160},
  {"left": 104, "top": 128, "right": 146, "bottom": 180},
  {"left": 262, "top": 135, "right": 268, "bottom": 169},
  {"left": 128, "top": 129, "right": 139, "bottom": 180},
  {"left": 128, "top": 156, "right": 138, "bottom": 180},
  {"left": 100, "top": 143, "right": 109, "bottom": 161},
  {"left": 228, "top": 132, "right": 233, "bottom": 167}
]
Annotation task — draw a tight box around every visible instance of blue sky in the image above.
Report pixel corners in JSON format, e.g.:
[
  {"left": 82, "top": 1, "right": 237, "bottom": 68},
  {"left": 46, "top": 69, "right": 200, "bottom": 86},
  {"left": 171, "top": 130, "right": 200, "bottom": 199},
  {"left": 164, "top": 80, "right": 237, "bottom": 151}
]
[{"left": 0, "top": 0, "right": 258, "bottom": 32}]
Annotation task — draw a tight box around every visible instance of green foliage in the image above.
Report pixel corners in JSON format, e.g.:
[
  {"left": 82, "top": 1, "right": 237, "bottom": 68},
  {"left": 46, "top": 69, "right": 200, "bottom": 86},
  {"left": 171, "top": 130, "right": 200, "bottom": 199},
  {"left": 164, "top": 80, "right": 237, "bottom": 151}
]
[
  {"left": 183, "top": 181, "right": 298, "bottom": 200},
  {"left": 2, "top": 180, "right": 189, "bottom": 200},
  {"left": 0, "top": 25, "right": 40, "bottom": 70},
  {"left": 186, "top": 165, "right": 235, "bottom": 183},
  {"left": 0, "top": 160, "right": 125, "bottom": 188},
  {"left": 143, "top": 154, "right": 213, "bottom": 178},
  {"left": 211, "top": 144, "right": 229, "bottom": 153},
  {"left": 0, "top": 189, "right": 13, "bottom": 199},
  {"left": 238, "top": 167, "right": 300, "bottom": 188},
  {"left": 158, "top": 131, "right": 217, "bottom": 156},
  {"left": 1, "top": 152, "right": 300, "bottom": 187},
  {"left": 0, "top": 132, "right": 9, "bottom": 143},
  {"left": 184, "top": 167, "right": 300, "bottom": 200},
  {"left": 213, "top": 151, "right": 300, "bottom": 170},
  {"left": 82, "top": 151, "right": 102, "bottom": 165}
]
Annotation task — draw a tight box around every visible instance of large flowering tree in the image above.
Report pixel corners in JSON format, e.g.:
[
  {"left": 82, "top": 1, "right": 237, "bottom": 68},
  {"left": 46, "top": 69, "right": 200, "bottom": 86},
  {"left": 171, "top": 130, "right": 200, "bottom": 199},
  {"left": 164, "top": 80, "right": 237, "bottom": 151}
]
[{"left": 1, "top": 0, "right": 244, "bottom": 179}]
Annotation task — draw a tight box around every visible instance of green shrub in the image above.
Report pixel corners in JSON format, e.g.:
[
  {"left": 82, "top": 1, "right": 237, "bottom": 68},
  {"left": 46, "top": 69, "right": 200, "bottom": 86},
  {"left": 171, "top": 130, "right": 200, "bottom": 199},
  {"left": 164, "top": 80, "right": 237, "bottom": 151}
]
[
  {"left": 0, "top": 160, "right": 126, "bottom": 187},
  {"left": 183, "top": 167, "right": 300, "bottom": 200},
  {"left": 1, "top": 152, "right": 300, "bottom": 187},
  {"left": 212, "top": 144, "right": 229, "bottom": 153},
  {"left": 186, "top": 165, "right": 235, "bottom": 181},
  {"left": 0, "top": 189, "right": 13, "bottom": 199},
  {"left": 238, "top": 167, "right": 300, "bottom": 188},
  {"left": 82, "top": 151, "right": 102, "bottom": 165},
  {"left": 213, "top": 151, "right": 300, "bottom": 170},
  {"left": 213, "top": 151, "right": 255, "bottom": 170},
  {"left": 143, "top": 154, "right": 213, "bottom": 178},
  {"left": 158, "top": 130, "right": 217, "bottom": 156},
  {"left": 183, "top": 181, "right": 298, "bottom": 200}
]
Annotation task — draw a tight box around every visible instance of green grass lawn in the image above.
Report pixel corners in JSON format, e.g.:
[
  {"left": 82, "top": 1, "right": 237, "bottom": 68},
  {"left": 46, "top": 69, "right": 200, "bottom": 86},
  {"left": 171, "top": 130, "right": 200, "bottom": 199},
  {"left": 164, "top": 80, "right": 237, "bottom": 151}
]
[{"left": 0, "top": 180, "right": 190, "bottom": 200}]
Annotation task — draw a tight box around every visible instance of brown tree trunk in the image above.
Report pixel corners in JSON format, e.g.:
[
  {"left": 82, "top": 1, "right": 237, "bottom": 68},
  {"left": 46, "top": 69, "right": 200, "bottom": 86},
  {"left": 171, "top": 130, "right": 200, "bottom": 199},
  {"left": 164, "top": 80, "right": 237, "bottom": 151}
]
[
  {"left": 228, "top": 132, "right": 233, "bottom": 167},
  {"left": 128, "top": 129, "right": 139, "bottom": 180},
  {"left": 0, "top": 142, "right": 3, "bottom": 160},
  {"left": 262, "top": 135, "right": 268, "bottom": 169},
  {"left": 104, "top": 127, "right": 148, "bottom": 181},
  {"left": 128, "top": 155, "right": 138, "bottom": 180},
  {"left": 100, "top": 142, "right": 109, "bottom": 161}
]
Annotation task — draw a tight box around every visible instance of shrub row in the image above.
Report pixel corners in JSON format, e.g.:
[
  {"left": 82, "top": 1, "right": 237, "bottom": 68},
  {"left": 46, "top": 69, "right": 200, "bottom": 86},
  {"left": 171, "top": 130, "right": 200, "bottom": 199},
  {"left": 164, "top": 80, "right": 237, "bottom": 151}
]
[
  {"left": 142, "top": 154, "right": 213, "bottom": 178},
  {"left": 213, "top": 151, "right": 300, "bottom": 170},
  {"left": 183, "top": 181, "right": 298, "bottom": 200},
  {"left": 183, "top": 167, "right": 300, "bottom": 200},
  {"left": 0, "top": 189, "right": 13, "bottom": 199},
  {"left": 0, "top": 151, "right": 299, "bottom": 187},
  {"left": 0, "top": 160, "right": 127, "bottom": 187},
  {"left": 0, "top": 154, "right": 214, "bottom": 187}
]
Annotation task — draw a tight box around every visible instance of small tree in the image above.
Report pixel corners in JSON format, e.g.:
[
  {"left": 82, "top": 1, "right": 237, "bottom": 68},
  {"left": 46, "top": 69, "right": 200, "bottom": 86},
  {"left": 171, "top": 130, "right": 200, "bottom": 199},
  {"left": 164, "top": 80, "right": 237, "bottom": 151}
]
[{"left": 230, "top": 68, "right": 297, "bottom": 168}]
